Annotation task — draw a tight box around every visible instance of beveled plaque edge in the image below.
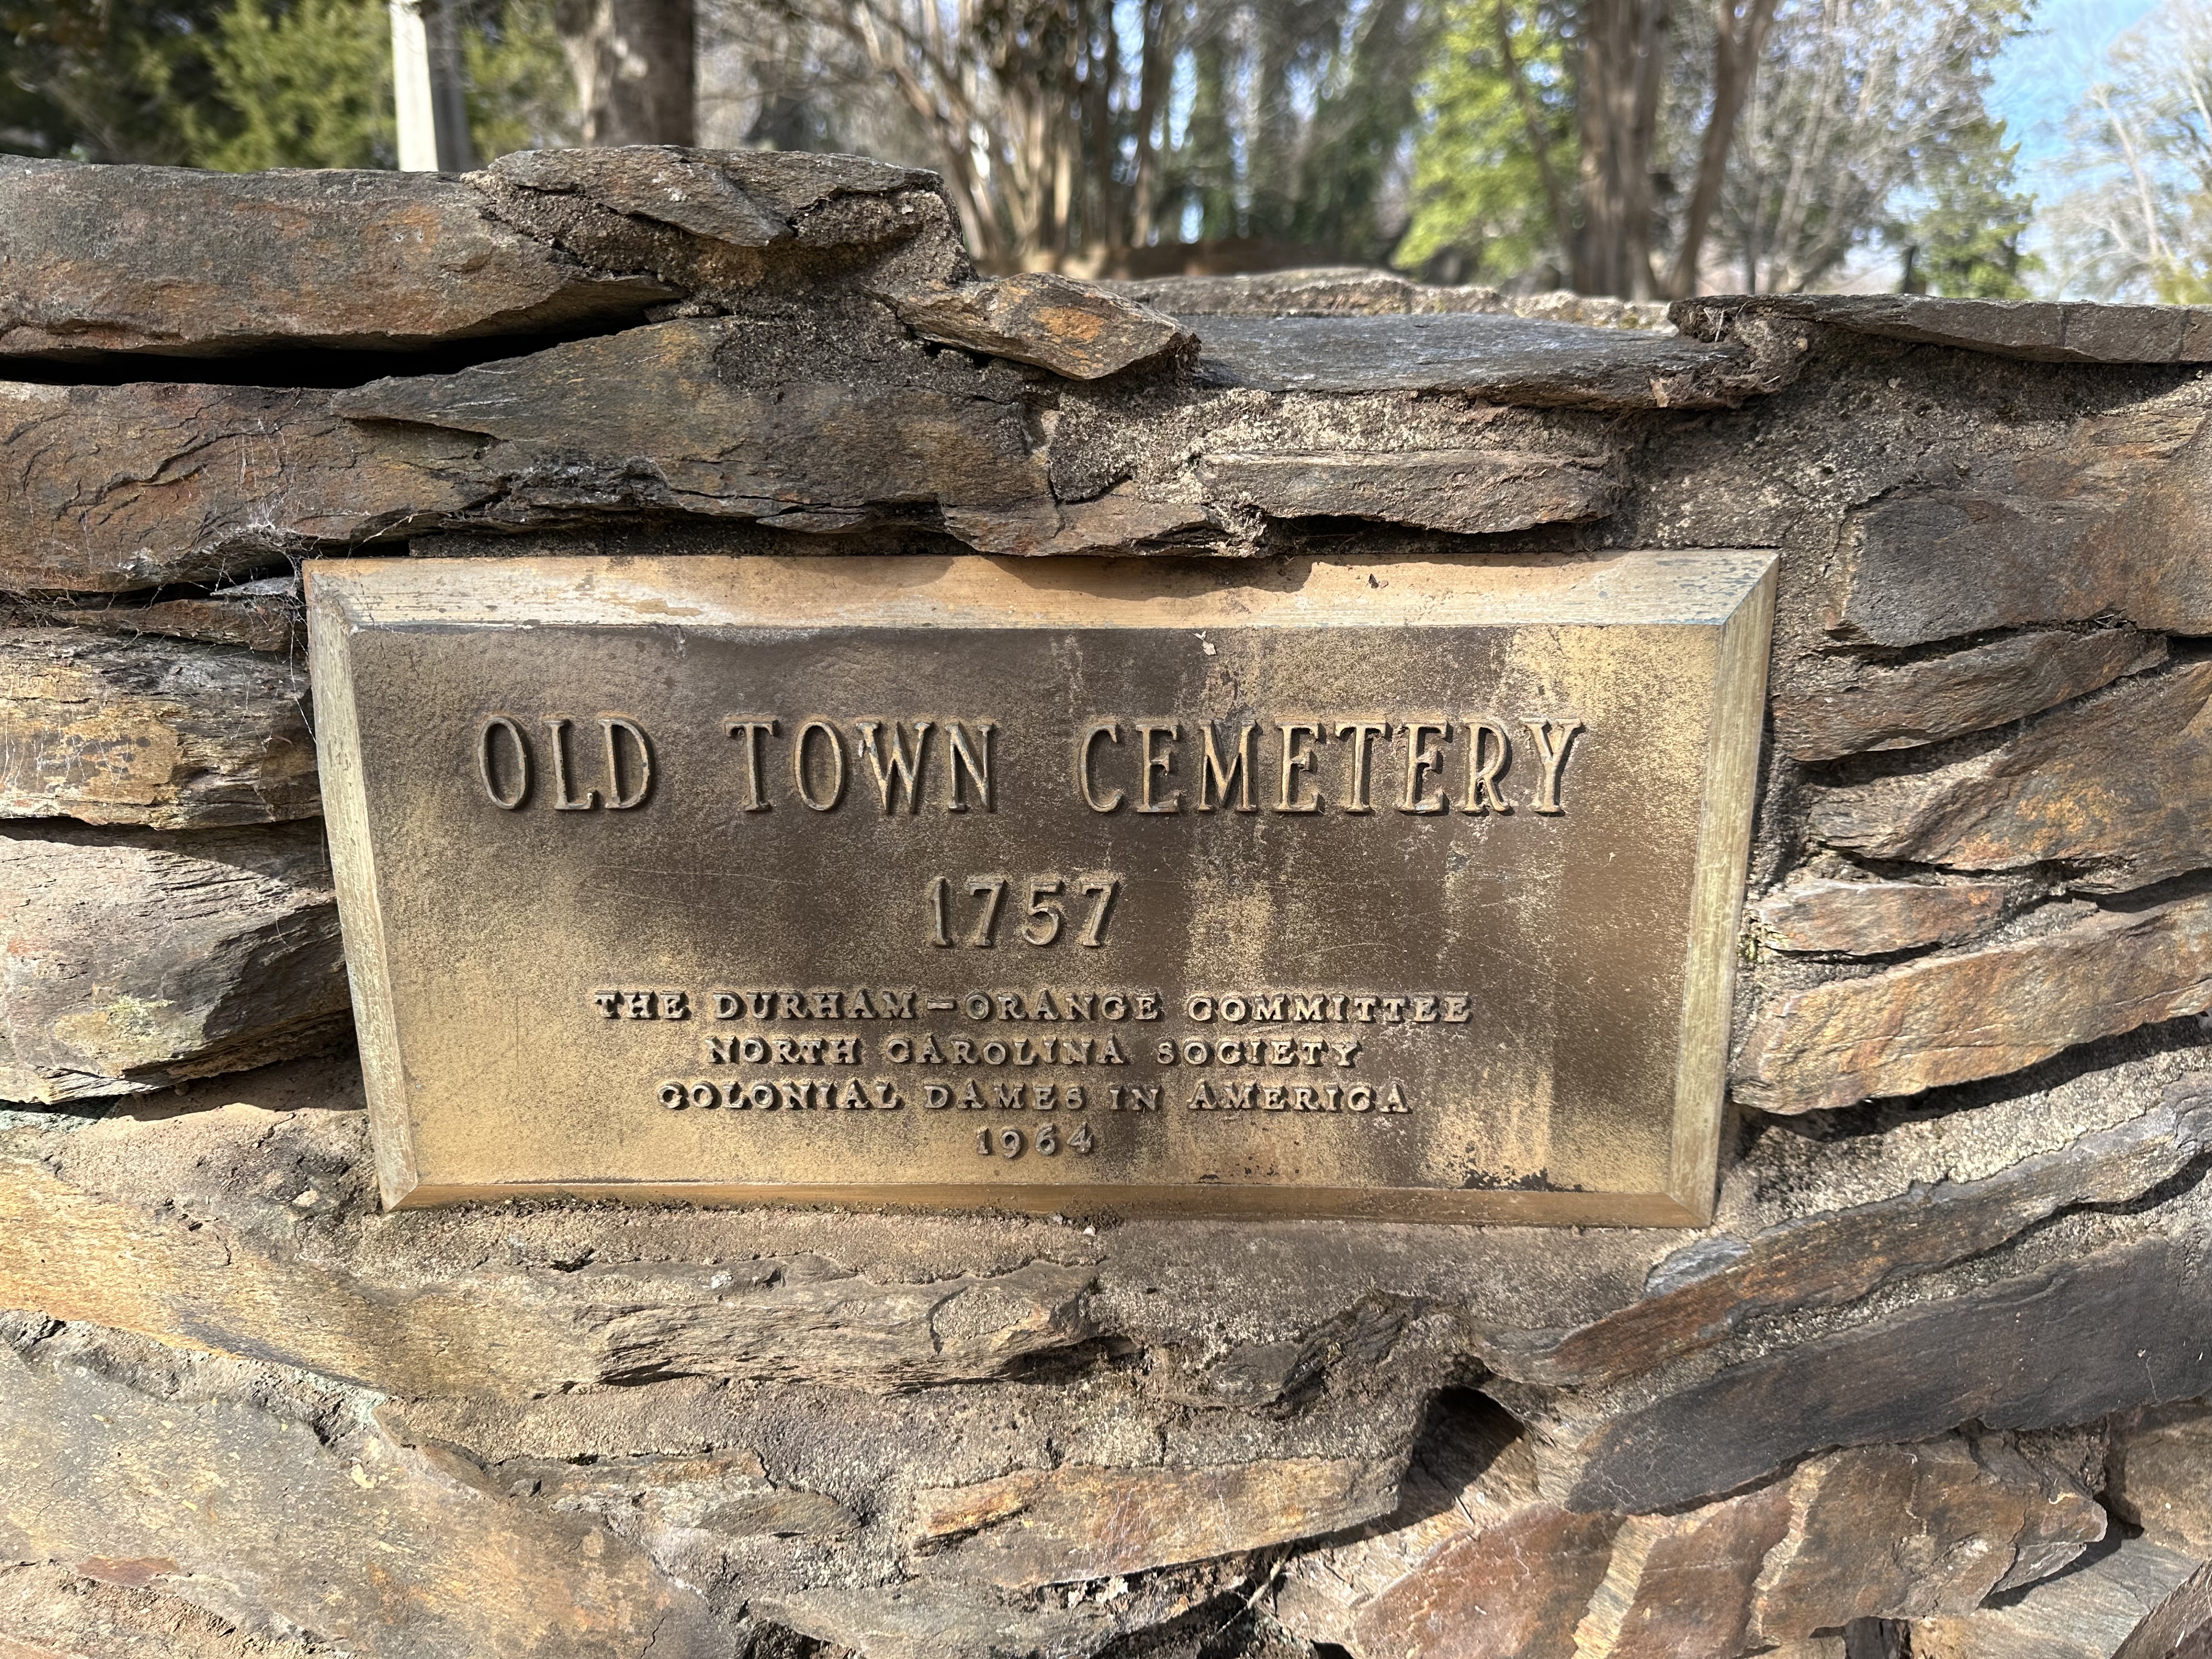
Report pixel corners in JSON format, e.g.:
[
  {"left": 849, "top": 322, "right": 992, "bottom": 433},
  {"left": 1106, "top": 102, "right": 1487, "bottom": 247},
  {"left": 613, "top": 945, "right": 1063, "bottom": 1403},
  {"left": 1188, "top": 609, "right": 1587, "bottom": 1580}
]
[
  {"left": 307, "top": 576, "right": 421, "bottom": 1209},
  {"left": 387, "top": 1179, "right": 1705, "bottom": 1226},
  {"left": 1666, "top": 555, "right": 1778, "bottom": 1224}
]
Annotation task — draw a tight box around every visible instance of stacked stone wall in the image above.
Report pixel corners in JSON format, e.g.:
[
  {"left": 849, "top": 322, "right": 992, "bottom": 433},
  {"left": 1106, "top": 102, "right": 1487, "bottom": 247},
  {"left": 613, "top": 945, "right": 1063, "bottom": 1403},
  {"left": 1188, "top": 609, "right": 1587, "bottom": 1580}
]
[{"left": 5, "top": 147, "right": 2212, "bottom": 1658}]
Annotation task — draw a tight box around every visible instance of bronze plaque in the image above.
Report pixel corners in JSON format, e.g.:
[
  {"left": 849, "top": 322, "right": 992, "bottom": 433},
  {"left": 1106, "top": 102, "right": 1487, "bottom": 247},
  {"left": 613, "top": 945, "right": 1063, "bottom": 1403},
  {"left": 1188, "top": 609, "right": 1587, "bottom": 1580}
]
[{"left": 310, "top": 551, "right": 1773, "bottom": 1223}]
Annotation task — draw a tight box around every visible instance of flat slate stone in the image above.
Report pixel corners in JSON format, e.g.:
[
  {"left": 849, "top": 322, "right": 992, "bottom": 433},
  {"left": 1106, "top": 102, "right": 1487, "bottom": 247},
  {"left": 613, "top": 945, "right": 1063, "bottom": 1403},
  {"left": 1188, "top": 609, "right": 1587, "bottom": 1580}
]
[
  {"left": 0, "top": 379, "right": 488, "bottom": 592},
  {"left": 1809, "top": 662, "right": 2212, "bottom": 893},
  {"left": 0, "top": 157, "right": 670, "bottom": 360},
  {"left": 2109, "top": 1402, "right": 2212, "bottom": 1558},
  {"left": 0, "top": 1322, "right": 723, "bottom": 1659},
  {"left": 52, "top": 574, "right": 305, "bottom": 655},
  {"left": 1553, "top": 1224, "right": 2212, "bottom": 1514},
  {"left": 0, "top": 629, "right": 317, "bottom": 827},
  {"left": 1195, "top": 446, "right": 1618, "bottom": 533},
  {"left": 1683, "top": 292, "right": 2212, "bottom": 363},
  {"left": 0, "top": 149, "right": 981, "bottom": 364},
  {"left": 1113, "top": 267, "right": 1512, "bottom": 317},
  {"left": 1914, "top": 1537, "right": 2212, "bottom": 1659},
  {"left": 0, "top": 821, "right": 346, "bottom": 1102},
  {"left": 1184, "top": 313, "right": 1785, "bottom": 408},
  {"left": 483, "top": 145, "right": 941, "bottom": 248},
  {"left": 1753, "top": 876, "right": 2014, "bottom": 957},
  {"left": 1734, "top": 891, "right": 2212, "bottom": 1115},
  {"left": 0, "top": 1107, "right": 1102, "bottom": 1392},
  {"left": 1774, "top": 629, "right": 2166, "bottom": 763},
  {"left": 1509, "top": 1087, "right": 2212, "bottom": 1387},
  {"left": 909, "top": 1458, "right": 1398, "bottom": 1588},
  {"left": 1814, "top": 407, "right": 2212, "bottom": 650},
  {"left": 893, "top": 273, "right": 1193, "bottom": 379},
  {"left": 1110, "top": 270, "right": 1673, "bottom": 330}
]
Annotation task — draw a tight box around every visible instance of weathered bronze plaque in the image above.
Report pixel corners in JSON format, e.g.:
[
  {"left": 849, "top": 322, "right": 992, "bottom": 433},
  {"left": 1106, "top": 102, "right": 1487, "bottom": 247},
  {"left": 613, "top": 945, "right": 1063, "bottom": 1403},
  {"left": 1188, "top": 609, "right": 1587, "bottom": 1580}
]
[{"left": 310, "top": 551, "right": 1773, "bottom": 1223}]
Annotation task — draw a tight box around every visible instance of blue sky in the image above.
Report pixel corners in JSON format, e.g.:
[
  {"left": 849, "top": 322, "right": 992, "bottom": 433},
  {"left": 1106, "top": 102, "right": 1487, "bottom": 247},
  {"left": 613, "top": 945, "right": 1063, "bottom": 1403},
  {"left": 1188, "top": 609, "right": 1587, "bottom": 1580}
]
[{"left": 1989, "top": 0, "right": 2159, "bottom": 195}]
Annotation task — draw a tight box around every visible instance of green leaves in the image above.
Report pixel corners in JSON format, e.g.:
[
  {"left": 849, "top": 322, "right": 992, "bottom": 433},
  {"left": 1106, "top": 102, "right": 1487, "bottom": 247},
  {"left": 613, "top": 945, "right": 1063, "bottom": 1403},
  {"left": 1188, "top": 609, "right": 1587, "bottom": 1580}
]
[{"left": 1395, "top": 0, "right": 1569, "bottom": 282}]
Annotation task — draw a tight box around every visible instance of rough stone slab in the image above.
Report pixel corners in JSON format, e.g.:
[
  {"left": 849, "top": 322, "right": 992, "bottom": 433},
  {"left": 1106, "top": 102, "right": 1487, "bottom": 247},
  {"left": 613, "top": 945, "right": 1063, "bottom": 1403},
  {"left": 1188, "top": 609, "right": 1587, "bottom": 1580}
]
[
  {"left": 1734, "top": 893, "right": 2212, "bottom": 1115},
  {"left": 588, "top": 1256, "right": 1098, "bottom": 1389},
  {"left": 893, "top": 274, "right": 1193, "bottom": 379},
  {"left": 0, "top": 149, "right": 983, "bottom": 364},
  {"left": 1196, "top": 447, "right": 1617, "bottom": 533},
  {"left": 0, "top": 321, "right": 1062, "bottom": 590},
  {"left": 1753, "top": 876, "right": 2015, "bottom": 957},
  {"left": 0, "top": 1562, "right": 321, "bottom": 1658},
  {"left": 954, "top": 489, "right": 1214, "bottom": 555},
  {"left": 52, "top": 576, "right": 304, "bottom": 655},
  {"left": 1, "top": 1073, "right": 1662, "bottom": 1381},
  {"left": 1571, "top": 1486, "right": 1793, "bottom": 1658},
  {"left": 462, "top": 1444, "right": 855, "bottom": 1547},
  {"left": 1504, "top": 1087, "right": 2212, "bottom": 1387},
  {"left": 7, "top": 325, "right": 1640, "bottom": 587},
  {"left": 1914, "top": 1538, "right": 2212, "bottom": 1659},
  {"left": 0, "top": 157, "right": 671, "bottom": 360},
  {"left": 0, "top": 630, "right": 316, "bottom": 827},
  {"left": 1275, "top": 1398, "right": 1537, "bottom": 1648},
  {"left": 1796, "top": 396, "right": 2212, "bottom": 651},
  {"left": 330, "top": 318, "right": 1063, "bottom": 552},
  {"left": 1284, "top": 1407, "right": 2098, "bottom": 1657},
  {"left": 1186, "top": 313, "right": 1795, "bottom": 409},
  {"left": 1680, "top": 292, "right": 2212, "bottom": 363},
  {"left": 0, "top": 1102, "right": 1102, "bottom": 1392},
  {"left": 1746, "top": 1437, "right": 2103, "bottom": 1640},
  {"left": 1775, "top": 630, "right": 2166, "bottom": 762},
  {"left": 2108, "top": 1403, "right": 2212, "bottom": 1557},
  {"left": 1350, "top": 1505, "right": 1622, "bottom": 1658},
  {"left": 0, "top": 1321, "right": 724, "bottom": 1659},
  {"left": 1567, "top": 1436, "right": 2099, "bottom": 1654},
  {"left": 1110, "top": 270, "right": 1672, "bottom": 330},
  {"left": 0, "top": 822, "right": 345, "bottom": 1102},
  {"left": 483, "top": 145, "right": 941, "bottom": 250},
  {"left": 911, "top": 1458, "right": 1396, "bottom": 1588},
  {"left": 0, "top": 380, "right": 489, "bottom": 592},
  {"left": 758, "top": 1587, "right": 1119, "bottom": 1659},
  {"left": 1277, "top": 1399, "right": 1630, "bottom": 1659},
  {"left": 473, "top": 146, "right": 972, "bottom": 304},
  {"left": 1810, "top": 664, "right": 2212, "bottom": 893},
  {"left": 1110, "top": 268, "right": 1514, "bottom": 317},
  {"left": 1551, "top": 1226, "right": 2212, "bottom": 1514},
  {"left": 2080, "top": 419, "right": 2212, "bottom": 636}
]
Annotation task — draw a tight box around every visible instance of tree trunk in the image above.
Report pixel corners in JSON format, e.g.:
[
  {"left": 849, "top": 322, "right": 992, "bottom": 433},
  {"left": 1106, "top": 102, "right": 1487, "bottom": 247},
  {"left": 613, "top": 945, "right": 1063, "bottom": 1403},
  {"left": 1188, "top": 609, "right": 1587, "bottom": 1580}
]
[
  {"left": 1573, "top": 0, "right": 1668, "bottom": 298},
  {"left": 1664, "top": 0, "right": 1778, "bottom": 298},
  {"left": 557, "top": 0, "right": 697, "bottom": 146}
]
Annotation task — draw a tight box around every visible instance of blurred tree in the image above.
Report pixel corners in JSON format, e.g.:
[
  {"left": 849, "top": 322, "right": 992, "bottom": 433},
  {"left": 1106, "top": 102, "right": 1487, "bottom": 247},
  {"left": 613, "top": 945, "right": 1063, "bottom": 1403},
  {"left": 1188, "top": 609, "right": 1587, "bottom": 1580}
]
[
  {"left": 725, "top": 0, "right": 1434, "bottom": 272},
  {"left": 1398, "top": 0, "right": 1778, "bottom": 296},
  {"left": 2042, "top": 1, "right": 2212, "bottom": 302},
  {"left": 0, "top": 0, "right": 221, "bottom": 157},
  {"left": 464, "top": 0, "right": 578, "bottom": 155},
  {"left": 555, "top": 0, "right": 692, "bottom": 143},
  {"left": 1395, "top": 0, "right": 1570, "bottom": 282},
  {"left": 1403, "top": 0, "right": 2022, "bottom": 295},
  {"left": 176, "top": 0, "right": 393, "bottom": 168},
  {"left": 1890, "top": 116, "right": 2037, "bottom": 298},
  {"left": 1716, "top": 0, "right": 2025, "bottom": 294},
  {"left": 2, "top": 0, "right": 569, "bottom": 165}
]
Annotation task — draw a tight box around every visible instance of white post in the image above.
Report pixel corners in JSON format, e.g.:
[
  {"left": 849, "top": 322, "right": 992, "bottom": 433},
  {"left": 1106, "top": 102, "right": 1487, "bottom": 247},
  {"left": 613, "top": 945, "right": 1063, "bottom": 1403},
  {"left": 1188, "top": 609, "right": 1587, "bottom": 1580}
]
[
  {"left": 389, "top": 0, "right": 440, "bottom": 171},
  {"left": 390, "top": 0, "right": 475, "bottom": 171}
]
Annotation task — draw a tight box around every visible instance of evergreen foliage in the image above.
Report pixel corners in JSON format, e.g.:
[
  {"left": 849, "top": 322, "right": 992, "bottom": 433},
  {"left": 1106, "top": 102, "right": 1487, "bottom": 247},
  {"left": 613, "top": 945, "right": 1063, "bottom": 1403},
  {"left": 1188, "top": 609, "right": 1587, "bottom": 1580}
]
[
  {"left": 3, "top": 0, "right": 569, "bottom": 167},
  {"left": 175, "top": 0, "right": 393, "bottom": 168},
  {"left": 1, "top": 0, "right": 223, "bottom": 157},
  {"left": 1394, "top": 0, "right": 1567, "bottom": 281},
  {"left": 1892, "top": 117, "right": 2038, "bottom": 299}
]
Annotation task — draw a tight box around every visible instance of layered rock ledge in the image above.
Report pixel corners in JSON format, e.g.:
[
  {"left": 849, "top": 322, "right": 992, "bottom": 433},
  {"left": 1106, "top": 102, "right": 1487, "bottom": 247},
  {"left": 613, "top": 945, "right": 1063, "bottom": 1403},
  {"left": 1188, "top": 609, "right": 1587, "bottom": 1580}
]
[{"left": 3, "top": 147, "right": 2212, "bottom": 1659}]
